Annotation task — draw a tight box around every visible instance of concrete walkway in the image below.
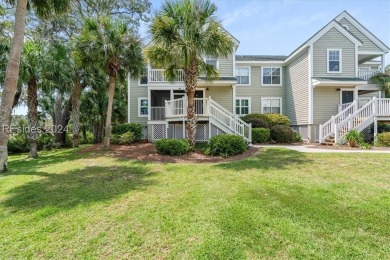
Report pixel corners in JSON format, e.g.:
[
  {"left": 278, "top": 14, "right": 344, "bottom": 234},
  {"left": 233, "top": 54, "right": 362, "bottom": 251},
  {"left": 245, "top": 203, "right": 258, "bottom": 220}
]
[{"left": 254, "top": 144, "right": 390, "bottom": 154}]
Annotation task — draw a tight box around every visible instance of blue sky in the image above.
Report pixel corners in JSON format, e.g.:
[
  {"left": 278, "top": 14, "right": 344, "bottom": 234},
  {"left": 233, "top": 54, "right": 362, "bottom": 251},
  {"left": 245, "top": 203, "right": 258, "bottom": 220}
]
[{"left": 144, "top": 0, "right": 390, "bottom": 63}]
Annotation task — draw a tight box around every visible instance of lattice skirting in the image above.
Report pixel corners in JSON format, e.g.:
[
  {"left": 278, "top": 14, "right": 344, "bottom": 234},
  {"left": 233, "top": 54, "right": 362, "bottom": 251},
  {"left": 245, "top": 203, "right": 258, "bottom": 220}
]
[{"left": 149, "top": 123, "right": 209, "bottom": 142}]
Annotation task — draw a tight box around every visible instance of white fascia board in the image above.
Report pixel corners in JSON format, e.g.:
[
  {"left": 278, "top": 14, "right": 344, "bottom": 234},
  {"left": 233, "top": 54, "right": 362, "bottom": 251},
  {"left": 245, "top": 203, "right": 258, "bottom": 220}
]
[
  {"left": 285, "top": 45, "right": 310, "bottom": 64},
  {"left": 335, "top": 11, "right": 390, "bottom": 52},
  {"left": 306, "top": 21, "right": 362, "bottom": 47}
]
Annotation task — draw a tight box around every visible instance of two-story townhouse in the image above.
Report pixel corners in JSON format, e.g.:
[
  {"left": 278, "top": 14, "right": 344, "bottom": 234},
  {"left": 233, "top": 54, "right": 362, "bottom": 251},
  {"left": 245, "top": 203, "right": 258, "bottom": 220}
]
[{"left": 127, "top": 10, "right": 389, "bottom": 144}]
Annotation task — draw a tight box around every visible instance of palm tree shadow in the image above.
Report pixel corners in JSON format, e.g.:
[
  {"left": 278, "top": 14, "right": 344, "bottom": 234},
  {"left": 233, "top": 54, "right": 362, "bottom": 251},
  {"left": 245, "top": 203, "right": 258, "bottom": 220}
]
[
  {"left": 2, "top": 163, "right": 157, "bottom": 213},
  {"left": 214, "top": 148, "right": 311, "bottom": 171}
]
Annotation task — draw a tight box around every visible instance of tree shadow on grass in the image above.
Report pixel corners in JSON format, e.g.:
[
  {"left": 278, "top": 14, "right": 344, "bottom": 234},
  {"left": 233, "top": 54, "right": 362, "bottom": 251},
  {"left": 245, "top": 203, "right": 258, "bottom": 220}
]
[
  {"left": 214, "top": 148, "right": 311, "bottom": 171},
  {"left": 2, "top": 163, "right": 157, "bottom": 213}
]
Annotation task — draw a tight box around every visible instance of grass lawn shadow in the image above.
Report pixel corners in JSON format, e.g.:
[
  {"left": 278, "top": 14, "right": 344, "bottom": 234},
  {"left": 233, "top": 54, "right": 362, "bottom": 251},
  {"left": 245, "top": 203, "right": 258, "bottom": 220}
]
[
  {"left": 214, "top": 148, "right": 310, "bottom": 171},
  {"left": 2, "top": 163, "right": 157, "bottom": 213}
]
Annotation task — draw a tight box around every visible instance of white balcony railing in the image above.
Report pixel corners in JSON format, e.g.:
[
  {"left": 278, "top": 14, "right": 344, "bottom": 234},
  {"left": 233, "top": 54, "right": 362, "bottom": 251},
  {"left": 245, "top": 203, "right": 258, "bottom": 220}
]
[
  {"left": 358, "top": 69, "right": 380, "bottom": 80},
  {"left": 148, "top": 69, "right": 185, "bottom": 83}
]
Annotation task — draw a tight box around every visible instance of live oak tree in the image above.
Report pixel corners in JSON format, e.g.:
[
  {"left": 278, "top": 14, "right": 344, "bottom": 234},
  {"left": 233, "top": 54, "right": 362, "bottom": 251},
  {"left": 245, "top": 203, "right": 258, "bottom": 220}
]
[{"left": 145, "top": 0, "right": 234, "bottom": 149}]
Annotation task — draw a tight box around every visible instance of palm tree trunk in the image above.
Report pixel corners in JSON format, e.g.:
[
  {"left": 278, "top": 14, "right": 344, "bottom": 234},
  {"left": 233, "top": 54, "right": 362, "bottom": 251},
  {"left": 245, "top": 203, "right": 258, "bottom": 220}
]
[
  {"left": 103, "top": 75, "right": 116, "bottom": 150},
  {"left": 0, "top": 0, "right": 28, "bottom": 172},
  {"left": 185, "top": 58, "right": 199, "bottom": 150},
  {"left": 27, "top": 78, "right": 39, "bottom": 158},
  {"left": 71, "top": 80, "right": 81, "bottom": 147}
]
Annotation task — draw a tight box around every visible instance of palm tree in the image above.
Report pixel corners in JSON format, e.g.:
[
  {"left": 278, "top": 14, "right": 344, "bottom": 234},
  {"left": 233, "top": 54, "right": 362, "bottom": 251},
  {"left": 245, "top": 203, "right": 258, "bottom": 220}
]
[
  {"left": 20, "top": 40, "right": 43, "bottom": 158},
  {"left": 0, "top": 0, "right": 70, "bottom": 172},
  {"left": 145, "top": 0, "right": 234, "bottom": 149},
  {"left": 369, "top": 69, "right": 390, "bottom": 97},
  {"left": 76, "top": 17, "right": 144, "bottom": 150}
]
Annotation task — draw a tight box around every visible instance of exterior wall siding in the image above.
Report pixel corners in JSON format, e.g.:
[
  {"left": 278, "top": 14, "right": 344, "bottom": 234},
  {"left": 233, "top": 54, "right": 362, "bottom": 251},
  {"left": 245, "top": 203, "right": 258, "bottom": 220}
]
[
  {"left": 129, "top": 79, "right": 148, "bottom": 125},
  {"left": 285, "top": 50, "right": 309, "bottom": 125},
  {"left": 207, "top": 86, "right": 233, "bottom": 112},
  {"left": 339, "top": 18, "right": 383, "bottom": 52},
  {"left": 218, "top": 53, "right": 234, "bottom": 77},
  {"left": 313, "top": 27, "right": 356, "bottom": 77},
  {"left": 313, "top": 86, "right": 347, "bottom": 125},
  {"left": 235, "top": 66, "right": 286, "bottom": 115}
]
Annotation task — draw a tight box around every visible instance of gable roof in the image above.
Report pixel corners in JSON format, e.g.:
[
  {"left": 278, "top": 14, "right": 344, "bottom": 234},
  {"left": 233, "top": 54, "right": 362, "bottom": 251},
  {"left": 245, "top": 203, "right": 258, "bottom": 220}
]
[
  {"left": 236, "top": 55, "right": 287, "bottom": 61},
  {"left": 335, "top": 10, "right": 390, "bottom": 52}
]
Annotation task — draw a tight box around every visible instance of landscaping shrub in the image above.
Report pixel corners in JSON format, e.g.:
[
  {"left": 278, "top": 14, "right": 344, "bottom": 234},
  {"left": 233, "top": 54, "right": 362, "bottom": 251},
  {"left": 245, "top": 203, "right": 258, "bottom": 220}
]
[
  {"left": 265, "top": 113, "right": 290, "bottom": 127},
  {"left": 241, "top": 113, "right": 290, "bottom": 128},
  {"left": 270, "top": 125, "right": 294, "bottom": 143},
  {"left": 7, "top": 134, "right": 29, "bottom": 154},
  {"left": 248, "top": 118, "right": 269, "bottom": 129},
  {"left": 38, "top": 133, "right": 55, "bottom": 150},
  {"left": 118, "top": 131, "right": 134, "bottom": 145},
  {"left": 205, "top": 134, "right": 247, "bottom": 158},
  {"left": 252, "top": 128, "right": 270, "bottom": 143},
  {"left": 112, "top": 123, "right": 143, "bottom": 140},
  {"left": 294, "top": 131, "right": 302, "bottom": 142},
  {"left": 377, "top": 132, "right": 390, "bottom": 147},
  {"left": 155, "top": 139, "right": 191, "bottom": 156}
]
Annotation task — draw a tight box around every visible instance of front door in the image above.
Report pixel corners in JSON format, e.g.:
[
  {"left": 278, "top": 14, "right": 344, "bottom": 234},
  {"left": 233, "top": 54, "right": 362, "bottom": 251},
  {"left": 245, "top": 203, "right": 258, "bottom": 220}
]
[
  {"left": 195, "top": 90, "right": 204, "bottom": 114},
  {"left": 341, "top": 90, "right": 354, "bottom": 104}
]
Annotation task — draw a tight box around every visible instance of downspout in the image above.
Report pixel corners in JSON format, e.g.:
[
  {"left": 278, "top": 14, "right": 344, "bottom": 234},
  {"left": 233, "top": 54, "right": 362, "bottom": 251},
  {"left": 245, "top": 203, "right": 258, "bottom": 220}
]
[{"left": 127, "top": 73, "right": 131, "bottom": 123}]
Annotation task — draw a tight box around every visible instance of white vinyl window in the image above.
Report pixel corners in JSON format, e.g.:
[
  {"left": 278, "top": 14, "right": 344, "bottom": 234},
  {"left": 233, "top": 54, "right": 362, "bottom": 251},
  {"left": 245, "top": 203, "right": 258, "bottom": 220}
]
[
  {"left": 261, "top": 98, "right": 282, "bottom": 114},
  {"left": 261, "top": 67, "right": 282, "bottom": 86},
  {"left": 138, "top": 98, "right": 148, "bottom": 117},
  {"left": 235, "top": 98, "right": 251, "bottom": 115},
  {"left": 327, "top": 49, "right": 342, "bottom": 73},
  {"left": 235, "top": 67, "right": 250, "bottom": 85},
  {"left": 205, "top": 56, "right": 219, "bottom": 69}
]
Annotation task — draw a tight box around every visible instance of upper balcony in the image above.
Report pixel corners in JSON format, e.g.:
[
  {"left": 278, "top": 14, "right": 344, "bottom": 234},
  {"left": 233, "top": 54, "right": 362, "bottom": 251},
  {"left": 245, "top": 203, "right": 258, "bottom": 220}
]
[
  {"left": 148, "top": 69, "right": 185, "bottom": 83},
  {"left": 357, "top": 69, "right": 381, "bottom": 80}
]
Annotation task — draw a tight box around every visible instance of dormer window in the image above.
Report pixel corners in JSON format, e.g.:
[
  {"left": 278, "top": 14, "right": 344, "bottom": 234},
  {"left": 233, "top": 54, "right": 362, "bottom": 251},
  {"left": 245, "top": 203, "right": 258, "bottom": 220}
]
[{"left": 327, "top": 49, "right": 342, "bottom": 73}]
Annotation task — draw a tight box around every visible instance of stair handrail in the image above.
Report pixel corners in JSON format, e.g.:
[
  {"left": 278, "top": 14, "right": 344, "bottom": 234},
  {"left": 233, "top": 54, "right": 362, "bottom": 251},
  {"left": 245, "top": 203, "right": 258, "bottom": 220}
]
[
  {"left": 319, "top": 101, "right": 356, "bottom": 143},
  {"left": 335, "top": 98, "right": 376, "bottom": 143}
]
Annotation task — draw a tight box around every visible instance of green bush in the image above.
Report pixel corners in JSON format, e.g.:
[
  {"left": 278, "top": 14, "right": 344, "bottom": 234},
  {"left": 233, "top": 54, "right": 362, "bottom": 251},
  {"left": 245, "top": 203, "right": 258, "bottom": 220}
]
[
  {"left": 205, "top": 134, "right": 247, "bottom": 158},
  {"left": 270, "top": 125, "right": 294, "bottom": 143},
  {"left": 155, "top": 139, "right": 191, "bottom": 156},
  {"left": 252, "top": 128, "right": 270, "bottom": 143},
  {"left": 112, "top": 123, "right": 143, "bottom": 140},
  {"left": 241, "top": 113, "right": 290, "bottom": 128},
  {"left": 38, "top": 133, "right": 54, "bottom": 150},
  {"left": 377, "top": 132, "right": 390, "bottom": 147},
  {"left": 246, "top": 118, "right": 269, "bottom": 129},
  {"left": 294, "top": 132, "right": 302, "bottom": 142},
  {"left": 265, "top": 113, "right": 290, "bottom": 127},
  {"left": 8, "top": 134, "right": 29, "bottom": 154},
  {"left": 118, "top": 131, "right": 134, "bottom": 145}
]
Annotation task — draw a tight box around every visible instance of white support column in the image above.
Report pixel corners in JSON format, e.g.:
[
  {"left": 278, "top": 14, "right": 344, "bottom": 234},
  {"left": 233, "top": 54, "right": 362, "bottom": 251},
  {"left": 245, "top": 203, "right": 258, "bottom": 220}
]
[
  {"left": 354, "top": 86, "right": 359, "bottom": 111},
  {"left": 381, "top": 54, "right": 386, "bottom": 73},
  {"left": 127, "top": 74, "right": 131, "bottom": 123}
]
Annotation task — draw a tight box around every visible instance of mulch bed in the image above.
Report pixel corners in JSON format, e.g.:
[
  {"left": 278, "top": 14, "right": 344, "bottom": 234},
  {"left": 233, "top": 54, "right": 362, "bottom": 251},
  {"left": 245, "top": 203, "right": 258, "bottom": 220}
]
[{"left": 80, "top": 142, "right": 259, "bottom": 163}]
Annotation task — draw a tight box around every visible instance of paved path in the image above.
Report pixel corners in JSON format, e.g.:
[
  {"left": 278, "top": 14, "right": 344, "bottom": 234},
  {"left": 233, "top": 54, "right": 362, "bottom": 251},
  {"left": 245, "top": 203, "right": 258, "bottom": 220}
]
[{"left": 254, "top": 144, "right": 390, "bottom": 154}]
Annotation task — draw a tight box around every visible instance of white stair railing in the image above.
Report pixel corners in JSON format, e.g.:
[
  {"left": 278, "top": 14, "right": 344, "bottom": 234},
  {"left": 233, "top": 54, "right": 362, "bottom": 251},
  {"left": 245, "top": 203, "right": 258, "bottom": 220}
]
[
  {"left": 319, "top": 101, "right": 356, "bottom": 143},
  {"left": 335, "top": 98, "right": 376, "bottom": 143},
  {"left": 165, "top": 97, "right": 252, "bottom": 142}
]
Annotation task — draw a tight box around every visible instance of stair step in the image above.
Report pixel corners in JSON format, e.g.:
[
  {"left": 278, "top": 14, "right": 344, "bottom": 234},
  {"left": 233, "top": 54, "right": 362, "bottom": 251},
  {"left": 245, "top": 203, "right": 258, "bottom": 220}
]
[{"left": 321, "top": 141, "right": 335, "bottom": 146}]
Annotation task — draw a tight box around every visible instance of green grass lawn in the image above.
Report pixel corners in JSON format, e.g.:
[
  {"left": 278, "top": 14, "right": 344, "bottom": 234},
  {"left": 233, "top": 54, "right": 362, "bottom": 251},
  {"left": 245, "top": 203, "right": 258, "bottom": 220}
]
[{"left": 1, "top": 147, "right": 390, "bottom": 259}]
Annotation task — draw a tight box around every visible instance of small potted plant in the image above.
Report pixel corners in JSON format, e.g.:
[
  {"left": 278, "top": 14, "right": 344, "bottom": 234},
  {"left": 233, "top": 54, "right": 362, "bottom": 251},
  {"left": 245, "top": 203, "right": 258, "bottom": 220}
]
[{"left": 345, "top": 129, "right": 362, "bottom": 147}]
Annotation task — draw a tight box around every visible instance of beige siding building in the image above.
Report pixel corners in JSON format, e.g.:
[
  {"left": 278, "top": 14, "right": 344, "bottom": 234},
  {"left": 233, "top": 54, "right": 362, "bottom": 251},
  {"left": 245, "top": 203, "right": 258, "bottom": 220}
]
[{"left": 128, "top": 11, "right": 389, "bottom": 143}]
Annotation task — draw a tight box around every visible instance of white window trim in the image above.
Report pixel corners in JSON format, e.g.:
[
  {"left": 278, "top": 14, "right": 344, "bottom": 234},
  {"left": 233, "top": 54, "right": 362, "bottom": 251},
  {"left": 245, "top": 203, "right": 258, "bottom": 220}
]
[
  {"left": 235, "top": 97, "right": 251, "bottom": 116},
  {"left": 261, "top": 67, "right": 282, "bottom": 86},
  {"left": 261, "top": 97, "right": 283, "bottom": 114},
  {"left": 138, "top": 97, "right": 148, "bottom": 117},
  {"left": 204, "top": 56, "right": 219, "bottom": 70},
  {"left": 138, "top": 67, "right": 149, "bottom": 86},
  {"left": 327, "top": 49, "right": 343, "bottom": 73},
  {"left": 235, "top": 66, "right": 251, "bottom": 86},
  {"left": 358, "top": 67, "right": 371, "bottom": 71}
]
